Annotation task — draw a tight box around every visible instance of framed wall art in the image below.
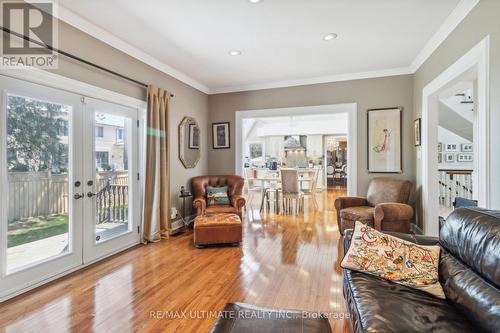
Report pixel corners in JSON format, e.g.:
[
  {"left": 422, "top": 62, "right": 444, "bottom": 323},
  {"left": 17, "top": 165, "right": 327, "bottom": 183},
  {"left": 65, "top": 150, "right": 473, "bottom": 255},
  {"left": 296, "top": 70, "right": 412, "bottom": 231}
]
[
  {"left": 212, "top": 122, "right": 230, "bottom": 149},
  {"left": 367, "top": 107, "right": 403, "bottom": 173},
  {"left": 413, "top": 118, "right": 421, "bottom": 146},
  {"left": 461, "top": 143, "right": 473, "bottom": 152},
  {"left": 444, "top": 143, "right": 458, "bottom": 152}
]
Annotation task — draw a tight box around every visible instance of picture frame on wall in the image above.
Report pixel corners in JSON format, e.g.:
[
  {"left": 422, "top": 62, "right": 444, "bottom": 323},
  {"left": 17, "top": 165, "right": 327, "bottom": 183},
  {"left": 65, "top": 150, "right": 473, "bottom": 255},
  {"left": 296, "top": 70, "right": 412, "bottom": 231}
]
[
  {"left": 445, "top": 153, "right": 455, "bottom": 163},
  {"left": 188, "top": 123, "right": 200, "bottom": 149},
  {"left": 212, "top": 122, "right": 230, "bottom": 149},
  {"left": 445, "top": 143, "right": 458, "bottom": 152},
  {"left": 367, "top": 107, "right": 403, "bottom": 173},
  {"left": 438, "top": 142, "right": 443, "bottom": 152},
  {"left": 413, "top": 118, "right": 421, "bottom": 146},
  {"left": 461, "top": 143, "right": 473, "bottom": 152},
  {"left": 438, "top": 153, "right": 443, "bottom": 163},
  {"left": 458, "top": 153, "right": 473, "bottom": 162}
]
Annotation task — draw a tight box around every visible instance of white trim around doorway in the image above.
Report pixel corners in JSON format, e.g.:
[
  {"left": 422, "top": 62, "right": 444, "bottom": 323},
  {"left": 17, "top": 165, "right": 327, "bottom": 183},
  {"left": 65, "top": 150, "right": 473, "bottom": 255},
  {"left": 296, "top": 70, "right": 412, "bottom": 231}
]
[
  {"left": 235, "top": 103, "right": 358, "bottom": 196},
  {"left": 421, "top": 36, "right": 490, "bottom": 236}
]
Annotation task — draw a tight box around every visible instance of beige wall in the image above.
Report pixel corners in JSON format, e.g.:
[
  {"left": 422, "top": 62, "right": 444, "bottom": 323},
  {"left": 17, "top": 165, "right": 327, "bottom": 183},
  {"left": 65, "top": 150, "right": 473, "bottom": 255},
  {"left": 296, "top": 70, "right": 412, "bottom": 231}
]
[
  {"left": 208, "top": 75, "right": 415, "bottom": 195},
  {"left": 44, "top": 21, "right": 209, "bottom": 211},
  {"left": 413, "top": 0, "right": 500, "bottom": 223}
]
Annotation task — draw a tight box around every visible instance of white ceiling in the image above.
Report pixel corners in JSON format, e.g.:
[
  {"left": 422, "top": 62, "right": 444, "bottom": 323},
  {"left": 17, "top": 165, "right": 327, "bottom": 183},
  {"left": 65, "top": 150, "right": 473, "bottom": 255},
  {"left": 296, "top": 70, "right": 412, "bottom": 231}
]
[{"left": 57, "top": 0, "right": 472, "bottom": 94}]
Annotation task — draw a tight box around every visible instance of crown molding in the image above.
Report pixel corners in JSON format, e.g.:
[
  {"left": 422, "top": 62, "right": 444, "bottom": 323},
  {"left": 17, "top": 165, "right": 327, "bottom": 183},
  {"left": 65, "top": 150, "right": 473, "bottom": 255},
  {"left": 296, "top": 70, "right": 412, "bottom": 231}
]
[
  {"left": 208, "top": 67, "right": 412, "bottom": 94},
  {"left": 55, "top": 5, "right": 210, "bottom": 94},
  {"left": 409, "top": 0, "right": 480, "bottom": 72},
  {"left": 53, "top": 1, "right": 479, "bottom": 95}
]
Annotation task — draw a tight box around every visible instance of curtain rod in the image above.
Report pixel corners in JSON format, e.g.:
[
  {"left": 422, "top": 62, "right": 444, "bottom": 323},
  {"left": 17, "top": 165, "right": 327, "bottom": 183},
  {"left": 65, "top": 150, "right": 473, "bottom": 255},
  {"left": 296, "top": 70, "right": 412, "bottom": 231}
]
[{"left": 1, "top": 27, "right": 174, "bottom": 97}]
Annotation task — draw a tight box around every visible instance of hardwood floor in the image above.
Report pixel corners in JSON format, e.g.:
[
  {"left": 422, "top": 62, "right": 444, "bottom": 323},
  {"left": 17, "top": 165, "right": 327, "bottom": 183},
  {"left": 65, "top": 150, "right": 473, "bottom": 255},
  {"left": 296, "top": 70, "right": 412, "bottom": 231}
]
[{"left": 0, "top": 188, "right": 351, "bottom": 333}]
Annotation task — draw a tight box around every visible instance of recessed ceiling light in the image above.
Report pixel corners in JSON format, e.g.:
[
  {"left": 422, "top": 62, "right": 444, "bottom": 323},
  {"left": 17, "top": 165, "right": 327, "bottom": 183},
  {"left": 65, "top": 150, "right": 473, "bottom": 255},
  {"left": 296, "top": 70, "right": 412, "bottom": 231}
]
[
  {"left": 248, "top": 0, "right": 263, "bottom": 3},
  {"left": 229, "top": 50, "right": 242, "bottom": 56},
  {"left": 323, "top": 33, "right": 338, "bottom": 41}
]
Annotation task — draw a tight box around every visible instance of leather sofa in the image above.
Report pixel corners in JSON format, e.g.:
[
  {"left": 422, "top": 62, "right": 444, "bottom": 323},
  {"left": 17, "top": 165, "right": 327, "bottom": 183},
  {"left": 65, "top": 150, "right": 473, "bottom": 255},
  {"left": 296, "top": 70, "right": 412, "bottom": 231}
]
[
  {"left": 342, "top": 207, "right": 500, "bottom": 333},
  {"left": 191, "top": 175, "right": 246, "bottom": 220},
  {"left": 335, "top": 177, "right": 413, "bottom": 234}
]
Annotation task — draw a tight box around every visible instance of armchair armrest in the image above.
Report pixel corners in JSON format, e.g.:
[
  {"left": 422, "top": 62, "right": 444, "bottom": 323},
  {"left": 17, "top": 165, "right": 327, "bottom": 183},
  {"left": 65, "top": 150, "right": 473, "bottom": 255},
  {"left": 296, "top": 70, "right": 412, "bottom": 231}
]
[
  {"left": 193, "top": 196, "right": 206, "bottom": 216},
  {"left": 334, "top": 197, "right": 368, "bottom": 211},
  {"left": 230, "top": 195, "right": 246, "bottom": 210},
  {"left": 374, "top": 203, "right": 413, "bottom": 231}
]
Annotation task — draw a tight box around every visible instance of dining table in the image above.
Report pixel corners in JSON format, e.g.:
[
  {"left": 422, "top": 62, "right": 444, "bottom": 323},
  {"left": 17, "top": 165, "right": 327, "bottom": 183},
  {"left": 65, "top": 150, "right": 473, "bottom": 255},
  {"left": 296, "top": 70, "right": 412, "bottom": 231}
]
[{"left": 252, "top": 176, "right": 313, "bottom": 212}]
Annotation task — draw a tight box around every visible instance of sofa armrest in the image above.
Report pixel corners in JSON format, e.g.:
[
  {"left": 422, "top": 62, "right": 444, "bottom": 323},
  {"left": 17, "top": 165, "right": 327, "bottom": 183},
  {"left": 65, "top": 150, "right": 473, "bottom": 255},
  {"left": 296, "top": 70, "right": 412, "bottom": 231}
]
[
  {"left": 334, "top": 197, "right": 368, "bottom": 211},
  {"left": 230, "top": 195, "right": 246, "bottom": 210},
  {"left": 373, "top": 203, "right": 413, "bottom": 231},
  {"left": 342, "top": 229, "right": 354, "bottom": 255},
  {"left": 193, "top": 196, "right": 206, "bottom": 216}
]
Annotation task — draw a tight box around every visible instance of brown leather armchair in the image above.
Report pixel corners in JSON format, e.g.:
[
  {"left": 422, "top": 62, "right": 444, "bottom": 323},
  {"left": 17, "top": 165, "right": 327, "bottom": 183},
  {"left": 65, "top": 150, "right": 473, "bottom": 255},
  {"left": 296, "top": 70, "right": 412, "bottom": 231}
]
[
  {"left": 191, "top": 175, "right": 246, "bottom": 220},
  {"left": 334, "top": 178, "right": 413, "bottom": 234}
]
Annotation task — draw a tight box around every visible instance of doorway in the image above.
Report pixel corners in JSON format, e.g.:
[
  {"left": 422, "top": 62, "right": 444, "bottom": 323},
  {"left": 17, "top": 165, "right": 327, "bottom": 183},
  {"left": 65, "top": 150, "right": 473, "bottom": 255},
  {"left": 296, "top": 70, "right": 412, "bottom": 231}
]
[
  {"left": 0, "top": 75, "right": 141, "bottom": 300},
  {"left": 235, "top": 103, "right": 358, "bottom": 196},
  {"left": 421, "top": 37, "right": 490, "bottom": 236}
]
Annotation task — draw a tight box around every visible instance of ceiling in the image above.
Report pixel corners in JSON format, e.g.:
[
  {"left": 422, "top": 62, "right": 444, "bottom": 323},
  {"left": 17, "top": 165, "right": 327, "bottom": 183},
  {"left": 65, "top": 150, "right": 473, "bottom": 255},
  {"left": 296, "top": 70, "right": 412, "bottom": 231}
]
[{"left": 58, "top": 0, "right": 470, "bottom": 94}]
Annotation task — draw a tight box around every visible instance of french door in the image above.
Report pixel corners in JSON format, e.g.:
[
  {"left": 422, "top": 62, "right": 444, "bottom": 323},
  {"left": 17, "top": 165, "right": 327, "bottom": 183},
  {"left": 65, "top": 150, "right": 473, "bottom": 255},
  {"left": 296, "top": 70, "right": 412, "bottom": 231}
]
[{"left": 0, "top": 75, "right": 140, "bottom": 300}]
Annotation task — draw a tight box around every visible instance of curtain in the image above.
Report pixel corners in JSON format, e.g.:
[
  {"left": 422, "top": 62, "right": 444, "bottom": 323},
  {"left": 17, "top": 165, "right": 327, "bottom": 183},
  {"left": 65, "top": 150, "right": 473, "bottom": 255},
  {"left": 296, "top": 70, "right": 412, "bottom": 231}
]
[{"left": 143, "top": 85, "right": 171, "bottom": 242}]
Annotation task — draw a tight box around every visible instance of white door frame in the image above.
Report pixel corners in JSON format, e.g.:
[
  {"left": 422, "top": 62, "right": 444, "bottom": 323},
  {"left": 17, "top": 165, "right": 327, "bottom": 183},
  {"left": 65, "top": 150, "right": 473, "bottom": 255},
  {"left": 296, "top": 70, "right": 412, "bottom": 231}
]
[
  {"left": 421, "top": 36, "right": 490, "bottom": 236},
  {"left": 235, "top": 103, "right": 358, "bottom": 196}
]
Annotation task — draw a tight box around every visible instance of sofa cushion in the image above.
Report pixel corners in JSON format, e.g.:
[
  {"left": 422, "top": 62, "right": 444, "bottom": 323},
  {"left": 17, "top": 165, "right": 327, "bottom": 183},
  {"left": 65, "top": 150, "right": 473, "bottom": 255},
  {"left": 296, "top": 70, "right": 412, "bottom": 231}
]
[
  {"left": 343, "top": 269, "right": 476, "bottom": 333},
  {"left": 439, "top": 207, "right": 500, "bottom": 332}
]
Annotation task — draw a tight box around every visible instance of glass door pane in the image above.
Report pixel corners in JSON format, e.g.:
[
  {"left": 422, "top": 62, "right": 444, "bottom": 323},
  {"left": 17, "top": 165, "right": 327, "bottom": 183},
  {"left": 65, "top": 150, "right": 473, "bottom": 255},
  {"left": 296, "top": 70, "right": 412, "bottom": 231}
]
[
  {"left": 5, "top": 94, "right": 71, "bottom": 272},
  {"left": 93, "top": 113, "right": 131, "bottom": 243}
]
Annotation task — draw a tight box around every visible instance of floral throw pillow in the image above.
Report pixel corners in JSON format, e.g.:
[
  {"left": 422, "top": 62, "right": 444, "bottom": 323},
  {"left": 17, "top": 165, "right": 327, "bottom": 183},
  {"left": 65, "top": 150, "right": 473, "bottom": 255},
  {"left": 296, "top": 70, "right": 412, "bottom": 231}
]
[{"left": 341, "top": 221, "right": 445, "bottom": 299}]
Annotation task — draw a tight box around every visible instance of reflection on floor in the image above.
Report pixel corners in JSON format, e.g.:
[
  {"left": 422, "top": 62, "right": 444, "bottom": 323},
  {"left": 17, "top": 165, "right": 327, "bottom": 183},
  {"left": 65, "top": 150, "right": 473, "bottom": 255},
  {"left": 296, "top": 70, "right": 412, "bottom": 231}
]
[{"left": 0, "top": 189, "right": 351, "bottom": 333}]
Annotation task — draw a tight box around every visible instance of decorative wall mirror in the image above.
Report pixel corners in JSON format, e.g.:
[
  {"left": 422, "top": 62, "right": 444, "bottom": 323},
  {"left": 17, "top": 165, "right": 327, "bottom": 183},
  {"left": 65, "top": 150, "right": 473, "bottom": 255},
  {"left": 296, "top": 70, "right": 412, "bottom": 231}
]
[{"left": 178, "top": 116, "right": 200, "bottom": 168}]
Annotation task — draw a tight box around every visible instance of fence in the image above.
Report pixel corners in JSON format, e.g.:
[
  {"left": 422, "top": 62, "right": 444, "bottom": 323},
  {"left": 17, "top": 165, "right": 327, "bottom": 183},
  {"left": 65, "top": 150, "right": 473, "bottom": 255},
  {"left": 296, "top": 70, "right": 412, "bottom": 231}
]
[
  {"left": 7, "top": 171, "right": 129, "bottom": 223},
  {"left": 438, "top": 170, "right": 473, "bottom": 208}
]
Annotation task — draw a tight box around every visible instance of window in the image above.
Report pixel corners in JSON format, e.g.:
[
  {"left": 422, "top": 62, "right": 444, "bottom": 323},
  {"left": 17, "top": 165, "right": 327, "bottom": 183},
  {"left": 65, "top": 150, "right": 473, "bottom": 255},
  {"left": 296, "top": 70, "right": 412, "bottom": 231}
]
[
  {"left": 96, "top": 126, "right": 104, "bottom": 138},
  {"left": 116, "top": 128, "right": 124, "bottom": 141},
  {"left": 96, "top": 151, "right": 109, "bottom": 170}
]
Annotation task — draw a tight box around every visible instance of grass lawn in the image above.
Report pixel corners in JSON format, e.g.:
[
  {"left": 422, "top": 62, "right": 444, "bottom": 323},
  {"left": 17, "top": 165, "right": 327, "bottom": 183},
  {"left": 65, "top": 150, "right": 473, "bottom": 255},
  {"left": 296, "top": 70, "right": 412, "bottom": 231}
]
[{"left": 8, "top": 214, "right": 68, "bottom": 248}]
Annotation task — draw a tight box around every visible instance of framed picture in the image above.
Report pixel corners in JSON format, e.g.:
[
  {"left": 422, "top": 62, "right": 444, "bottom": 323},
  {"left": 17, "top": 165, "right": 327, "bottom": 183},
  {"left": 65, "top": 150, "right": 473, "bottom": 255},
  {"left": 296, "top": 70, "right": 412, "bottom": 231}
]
[
  {"left": 438, "top": 142, "right": 443, "bottom": 152},
  {"left": 367, "top": 107, "right": 403, "bottom": 173},
  {"left": 458, "top": 153, "right": 473, "bottom": 162},
  {"left": 438, "top": 153, "right": 443, "bottom": 163},
  {"left": 212, "top": 122, "right": 230, "bottom": 149},
  {"left": 461, "top": 143, "right": 473, "bottom": 152},
  {"left": 188, "top": 123, "right": 200, "bottom": 149},
  {"left": 445, "top": 143, "right": 458, "bottom": 152},
  {"left": 445, "top": 153, "right": 455, "bottom": 163},
  {"left": 413, "top": 118, "right": 421, "bottom": 146},
  {"left": 248, "top": 142, "right": 264, "bottom": 161}
]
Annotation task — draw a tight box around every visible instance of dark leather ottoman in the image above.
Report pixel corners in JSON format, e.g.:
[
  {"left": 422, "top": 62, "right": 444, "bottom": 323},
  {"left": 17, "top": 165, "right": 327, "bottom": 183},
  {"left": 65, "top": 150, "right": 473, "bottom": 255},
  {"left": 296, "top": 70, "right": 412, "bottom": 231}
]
[
  {"left": 193, "top": 213, "right": 242, "bottom": 246},
  {"left": 209, "top": 302, "right": 332, "bottom": 333}
]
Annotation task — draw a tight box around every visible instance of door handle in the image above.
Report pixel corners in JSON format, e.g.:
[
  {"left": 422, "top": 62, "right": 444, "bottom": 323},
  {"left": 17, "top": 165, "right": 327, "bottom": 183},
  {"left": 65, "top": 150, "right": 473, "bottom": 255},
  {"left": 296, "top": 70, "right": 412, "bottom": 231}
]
[
  {"left": 87, "top": 191, "right": 98, "bottom": 198},
  {"left": 74, "top": 193, "right": 84, "bottom": 200}
]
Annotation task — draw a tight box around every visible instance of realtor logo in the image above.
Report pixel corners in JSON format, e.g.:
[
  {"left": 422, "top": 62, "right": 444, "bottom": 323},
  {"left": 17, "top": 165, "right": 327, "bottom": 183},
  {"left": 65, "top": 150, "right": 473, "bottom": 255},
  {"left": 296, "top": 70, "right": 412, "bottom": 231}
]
[{"left": 1, "top": 0, "right": 58, "bottom": 68}]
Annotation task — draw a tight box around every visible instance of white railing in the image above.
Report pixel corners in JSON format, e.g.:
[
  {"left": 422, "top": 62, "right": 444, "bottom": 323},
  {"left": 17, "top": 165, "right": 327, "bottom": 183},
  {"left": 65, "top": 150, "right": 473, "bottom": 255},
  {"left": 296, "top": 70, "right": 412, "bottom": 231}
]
[{"left": 438, "top": 170, "right": 473, "bottom": 208}]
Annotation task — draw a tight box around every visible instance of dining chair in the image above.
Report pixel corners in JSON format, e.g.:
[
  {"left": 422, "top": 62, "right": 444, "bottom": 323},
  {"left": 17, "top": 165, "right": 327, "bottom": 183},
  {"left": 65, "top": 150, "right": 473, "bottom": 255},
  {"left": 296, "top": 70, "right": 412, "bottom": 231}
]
[
  {"left": 301, "top": 169, "right": 319, "bottom": 210},
  {"left": 280, "top": 169, "right": 304, "bottom": 215}
]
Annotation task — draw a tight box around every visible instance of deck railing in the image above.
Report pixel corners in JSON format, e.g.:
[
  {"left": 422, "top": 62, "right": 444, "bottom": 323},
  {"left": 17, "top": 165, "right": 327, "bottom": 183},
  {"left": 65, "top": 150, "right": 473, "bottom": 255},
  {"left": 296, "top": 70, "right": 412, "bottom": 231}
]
[
  {"left": 438, "top": 169, "right": 473, "bottom": 208},
  {"left": 7, "top": 171, "right": 129, "bottom": 224}
]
